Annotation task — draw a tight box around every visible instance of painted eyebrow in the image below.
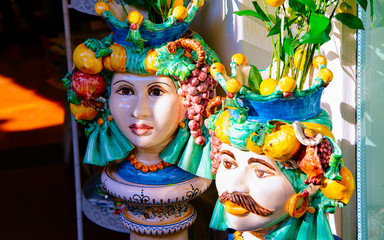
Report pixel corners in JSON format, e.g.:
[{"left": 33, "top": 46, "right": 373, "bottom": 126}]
[
  {"left": 220, "top": 150, "right": 236, "bottom": 160},
  {"left": 113, "top": 80, "right": 134, "bottom": 87},
  {"left": 147, "top": 81, "right": 172, "bottom": 88},
  {"left": 248, "top": 158, "right": 276, "bottom": 171}
]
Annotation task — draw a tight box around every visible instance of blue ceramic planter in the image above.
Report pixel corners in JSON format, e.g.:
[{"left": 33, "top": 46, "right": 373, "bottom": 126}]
[
  {"left": 108, "top": 21, "right": 190, "bottom": 47},
  {"left": 239, "top": 87, "right": 324, "bottom": 123}
]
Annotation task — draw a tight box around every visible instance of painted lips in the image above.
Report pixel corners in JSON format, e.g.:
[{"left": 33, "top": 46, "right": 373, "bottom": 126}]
[{"left": 129, "top": 123, "right": 153, "bottom": 135}]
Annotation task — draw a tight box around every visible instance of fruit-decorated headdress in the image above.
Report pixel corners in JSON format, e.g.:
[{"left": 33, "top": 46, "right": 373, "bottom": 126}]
[
  {"left": 206, "top": 54, "right": 354, "bottom": 239},
  {"left": 62, "top": 0, "right": 219, "bottom": 179}
]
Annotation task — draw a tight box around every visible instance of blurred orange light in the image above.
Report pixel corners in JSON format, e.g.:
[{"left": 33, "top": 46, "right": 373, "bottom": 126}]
[{"left": 0, "top": 75, "right": 64, "bottom": 132}]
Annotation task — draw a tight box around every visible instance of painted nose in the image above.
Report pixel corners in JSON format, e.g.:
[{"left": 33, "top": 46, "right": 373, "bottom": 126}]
[
  {"left": 226, "top": 167, "right": 250, "bottom": 193},
  {"left": 132, "top": 95, "right": 151, "bottom": 119}
]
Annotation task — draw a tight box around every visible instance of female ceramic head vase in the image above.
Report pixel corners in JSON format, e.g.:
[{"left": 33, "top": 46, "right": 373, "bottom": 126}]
[
  {"left": 63, "top": 0, "right": 219, "bottom": 178},
  {"left": 63, "top": 1, "right": 217, "bottom": 238},
  {"left": 206, "top": 54, "right": 355, "bottom": 239}
]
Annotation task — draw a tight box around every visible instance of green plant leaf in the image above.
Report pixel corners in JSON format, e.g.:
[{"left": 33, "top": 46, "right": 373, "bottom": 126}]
[
  {"left": 300, "top": 30, "right": 331, "bottom": 44},
  {"left": 248, "top": 65, "right": 262, "bottom": 94},
  {"left": 335, "top": 13, "right": 365, "bottom": 30},
  {"left": 297, "top": 0, "right": 316, "bottom": 11},
  {"left": 309, "top": 13, "right": 330, "bottom": 35},
  {"left": 289, "top": 0, "right": 306, "bottom": 13},
  {"left": 267, "top": 19, "right": 281, "bottom": 37},
  {"left": 283, "top": 37, "right": 295, "bottom": 57},
  {"left": 267, "top": 17, "right": 297, "bottom": 37},
  {"left": 354, "top": 0, "right": 368, "bottom": 11},
  {"left": 234, "top": 10, "right": 268, "bottom": 22},
  {"left": 252, "top": 1, "right": 270, "bottom": 22}
]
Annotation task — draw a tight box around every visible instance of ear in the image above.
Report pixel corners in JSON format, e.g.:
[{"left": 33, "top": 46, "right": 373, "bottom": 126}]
[{"left": 288, "top": 192, "right": 310, "bottom": 218}]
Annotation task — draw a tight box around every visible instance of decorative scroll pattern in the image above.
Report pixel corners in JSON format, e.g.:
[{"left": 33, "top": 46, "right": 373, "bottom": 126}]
[
  {"left": 126, "top": 202, "right": 189, "bottom": 219},
  {"left": 121, "top": 208, "right": 197, "bottom": 235}
]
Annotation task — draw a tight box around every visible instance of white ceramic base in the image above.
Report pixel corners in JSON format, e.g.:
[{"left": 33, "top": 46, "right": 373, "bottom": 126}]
[
  {"left": 101, "top": 161, "right": 212, "bottom": 239},
  {"left": 129, "top": 229, "right": 188, "bottom": 240}
]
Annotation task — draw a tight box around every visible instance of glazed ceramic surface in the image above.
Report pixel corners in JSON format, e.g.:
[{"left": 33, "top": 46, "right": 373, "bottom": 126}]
[
  {"left": 216, "top": 143, "right": 295, "bottom": 231},
  {"left": 109, "top": 73, "right": 185, "bottom": 160},
  {"left": 101, "top": 161, "right": 211, "bottom": 237}
]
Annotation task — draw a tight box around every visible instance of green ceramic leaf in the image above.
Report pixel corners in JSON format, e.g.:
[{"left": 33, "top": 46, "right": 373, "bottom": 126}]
[
  {"left": 67, "top": 90, "right": 81, "bottom": 105},
  {"left": 335, "top": 13, "right": 365, "bottom": 30},
  {"left": 62, "top": 77, "right": 71, "bottom": 89},
  {"left": 252, "top": 1, "right": 270, "bottom": 22},
  {"left": 248, "top": 65, "right": 262, "bottom": 94}
]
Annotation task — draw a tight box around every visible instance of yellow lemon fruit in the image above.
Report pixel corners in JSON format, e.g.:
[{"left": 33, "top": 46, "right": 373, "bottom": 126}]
[
  {"left": 167, "top": 0, "right": 184, "bottom": 8},
  {"left": 70, "top": 103, "right": 98, "bottom": 120},
  {"left": 338, "top": 2, "right": 355, "bottom": 15},
  {"left": 172, "top": 6, "right": 188, "bottom": 20},
  {"left": 103, "top": 43, "right": 127, "bottom": 72},
  {"left": 214, "top": 110, "right": 231, "bottom": 145},
  {"left": 293, "top": 49, "right": 307, "bottom": 71},
  {"left": 192, "top": 0, "right": 205, "bottom": 8},
  {"left": 224, "top": 201, "right": 249, "bottom": 215},
  {"left": 278, "top": 76, "right": 296, "bottom": 92},
  {"left": 321, "top": 166, "right": 355, "bottom": 204},
  {"left": 231, "top": 53, "right": 248, "bottom": 65},
  {"left": 73, "top": 43, "right": 103, "bottom": 74},
  {"left": 312, "top": 55, "right": 327, "bottom": 69},
  {"left": 260, "top": 78, "right": 278, "bottom": 95},
  {"left": 266, "top": 0, "right": 286, "bottom": 7},
  {"left": 318, "top": 68, "right": 333, "bottom": 83},
  {"left": 128, "top": 10, "right": 144, "bottom": 25},
  {"left": 145, "top": 49, "right": 158, "bottom": 74},
  {"left": 210, "top": 62, "right": 226, "bottom": 76},
  {"left": 225, "top": 78, "right": 242, "bottom": 94},
  {"left": 95, "top": 2, "right": 110, "bottom": 16},
  {"left": 263, "top": 124, "right": 301, "bottom": 161},
  {"left": 246, "top": 132, "right": 264, "bottom": 154},
  {"left": 302, "top": 122, "right": 335, "bottom": 139}
]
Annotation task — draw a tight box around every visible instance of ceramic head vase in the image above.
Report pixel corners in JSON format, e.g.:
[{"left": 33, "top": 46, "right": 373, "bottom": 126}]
[
  {"left": 206, "top": 54, "right": 355, "bottom": 239},
  {"left": 62, "top": 0, "right": 219, "bottom": 179}
]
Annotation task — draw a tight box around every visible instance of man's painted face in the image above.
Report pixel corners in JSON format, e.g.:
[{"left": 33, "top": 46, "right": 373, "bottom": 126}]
[
  {"left": 215, "top": 143, "right": 296, "bottom": 231},
  {"left": 109, "top": 73, "right": 186, "bottom": 151}
]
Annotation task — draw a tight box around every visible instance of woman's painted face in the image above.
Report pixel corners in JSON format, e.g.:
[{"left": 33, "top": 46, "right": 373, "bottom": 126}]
[
  {"left": 216, "top": 143, "right": 296, "bottom": 231},
  {"left": 109, "top": 73, "right": 186, "bottom": 150}
]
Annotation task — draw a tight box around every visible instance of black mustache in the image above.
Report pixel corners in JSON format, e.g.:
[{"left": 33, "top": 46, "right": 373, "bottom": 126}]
[{"left": 219, "top": 191, "right": 273, "bottom": 216}]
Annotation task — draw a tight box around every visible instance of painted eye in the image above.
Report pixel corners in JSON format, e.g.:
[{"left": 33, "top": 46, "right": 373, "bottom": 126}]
[
  {"left": 223, "top": 160, "right": 237, "bottom": 169},
  {"left": 117, "top": 86, "right": 134, "bottom": 95},
  {"left": 149, "top": 87, "right": 165, "bottom": 96},
  {"left": 255, "top": 169, "right": 273, "bottom": 178}
]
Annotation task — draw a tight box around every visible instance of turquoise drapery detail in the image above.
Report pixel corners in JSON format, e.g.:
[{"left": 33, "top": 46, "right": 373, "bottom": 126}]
[{"left": 160, "top": 120, "right": 215, "bottom": 180}]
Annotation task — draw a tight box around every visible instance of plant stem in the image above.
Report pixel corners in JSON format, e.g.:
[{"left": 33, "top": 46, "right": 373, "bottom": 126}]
[
  {"left": 269, "top": 51, "right": 274, "bottom": 78},
  {"left": 299, "top": 44, "right": 316, "bottom": 90},
  {"left": 118, "top": 0, "right": 128, "bottom": 17}
]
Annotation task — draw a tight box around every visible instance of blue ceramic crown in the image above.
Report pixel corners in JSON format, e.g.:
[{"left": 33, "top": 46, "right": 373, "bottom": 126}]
[
  {"left": 238, "top": 82, "right": 325, "bottom": 123},
  {"left": 214, "top": 67, "right": 327, "bottom": 123},
  {"left": 97, "top": 1, "right": 202, "bottom": 47}
]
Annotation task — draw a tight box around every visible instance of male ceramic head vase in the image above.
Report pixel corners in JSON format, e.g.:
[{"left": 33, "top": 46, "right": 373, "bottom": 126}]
[
  {"left": 63, "top": 0, "right": 218, "bottom": 238},
  {"left": 206, "top": 54, "right": 355, "bottom": 240}
]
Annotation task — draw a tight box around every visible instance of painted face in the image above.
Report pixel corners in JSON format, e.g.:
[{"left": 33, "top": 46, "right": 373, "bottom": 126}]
[
  {"left": 109, "top": 73, "right": 186, "bottom": 151},
  {"left": 216, "top": 143, "right": 295, "bottom": 231}
]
